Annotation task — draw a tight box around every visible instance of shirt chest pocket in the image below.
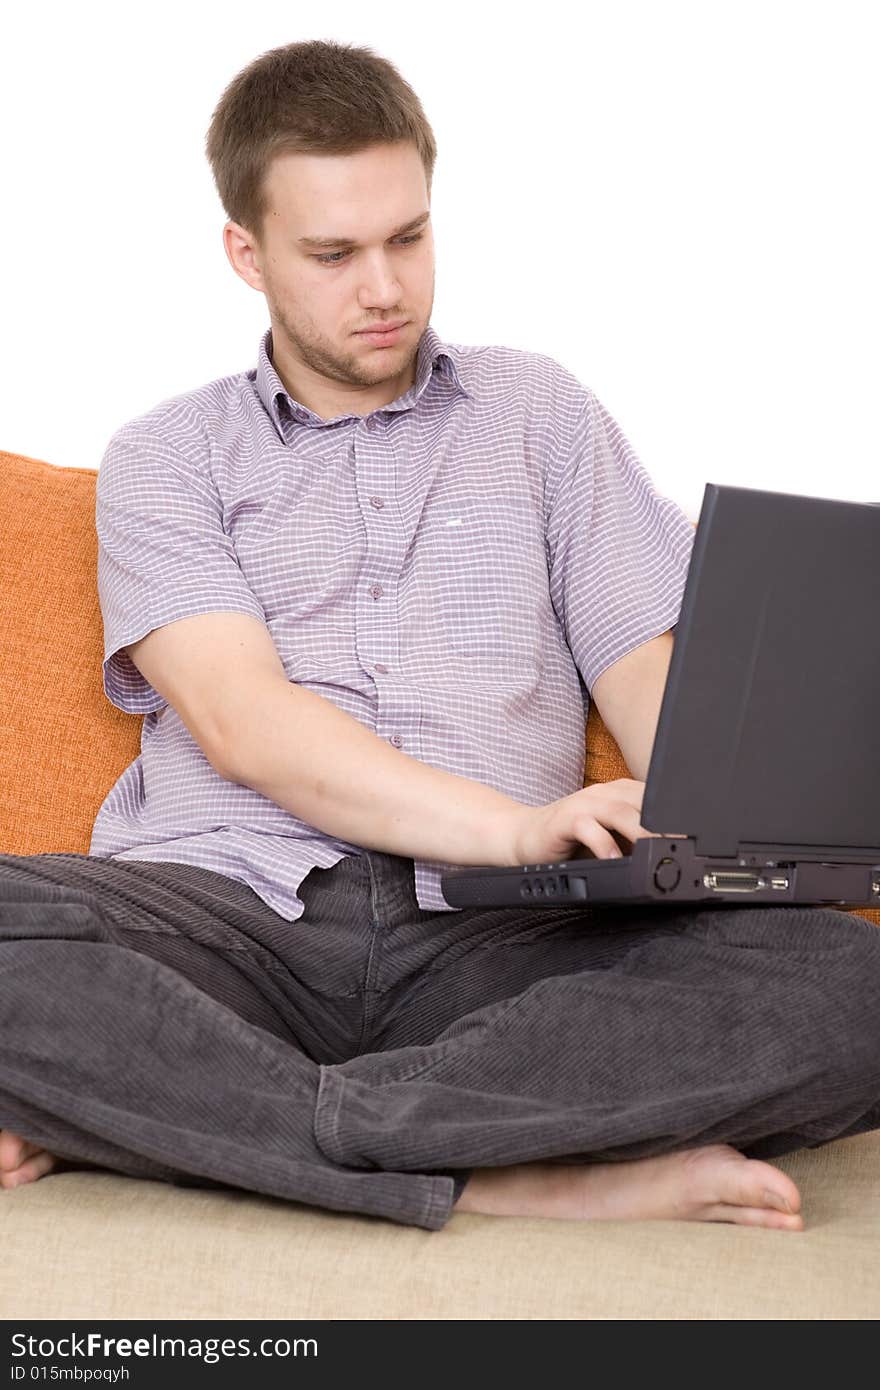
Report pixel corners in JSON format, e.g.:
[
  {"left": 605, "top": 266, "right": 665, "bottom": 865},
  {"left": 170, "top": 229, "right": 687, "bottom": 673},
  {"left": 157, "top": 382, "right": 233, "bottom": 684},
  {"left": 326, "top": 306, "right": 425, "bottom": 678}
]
[
  {"left": 231, "top": 511, "right": 366, "bottom": 621},
  {"left": 411, "top": 505, "right": 551, "bottom": 670}
]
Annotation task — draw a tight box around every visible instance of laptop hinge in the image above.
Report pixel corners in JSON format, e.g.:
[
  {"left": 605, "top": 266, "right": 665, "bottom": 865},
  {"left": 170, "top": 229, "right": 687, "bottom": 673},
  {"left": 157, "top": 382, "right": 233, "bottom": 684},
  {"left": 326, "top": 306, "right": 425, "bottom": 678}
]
[
  {"left": 694, "top": 835, "right": 878, "bottom": 861},
  {"left": 735, "top": 840, "right": 879, "bottom": 862}
]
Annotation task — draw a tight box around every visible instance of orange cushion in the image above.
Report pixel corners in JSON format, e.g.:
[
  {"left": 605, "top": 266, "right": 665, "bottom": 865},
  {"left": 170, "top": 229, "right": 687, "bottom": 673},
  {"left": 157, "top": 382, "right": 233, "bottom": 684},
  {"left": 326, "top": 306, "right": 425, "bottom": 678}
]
[
  {"left": 1, "top": 447, "right": 876, "bottom": 927},
  {"left": 0, "top": 450, "right": 142, "bottom": 855}
]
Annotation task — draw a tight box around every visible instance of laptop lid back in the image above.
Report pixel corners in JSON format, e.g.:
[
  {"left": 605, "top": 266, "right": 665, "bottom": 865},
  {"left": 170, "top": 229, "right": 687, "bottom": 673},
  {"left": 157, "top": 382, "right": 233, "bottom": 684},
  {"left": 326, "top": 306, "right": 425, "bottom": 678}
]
[{"left": 641, "top": 483, "right": 880, "bottom": 858}]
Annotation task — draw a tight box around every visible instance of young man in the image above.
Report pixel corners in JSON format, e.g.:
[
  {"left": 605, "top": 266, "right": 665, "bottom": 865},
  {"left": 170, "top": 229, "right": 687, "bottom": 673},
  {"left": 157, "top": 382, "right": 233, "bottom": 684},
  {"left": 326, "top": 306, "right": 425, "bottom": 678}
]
[{"left": 2, "top": 41, "right": 878, "bottom": 1231}]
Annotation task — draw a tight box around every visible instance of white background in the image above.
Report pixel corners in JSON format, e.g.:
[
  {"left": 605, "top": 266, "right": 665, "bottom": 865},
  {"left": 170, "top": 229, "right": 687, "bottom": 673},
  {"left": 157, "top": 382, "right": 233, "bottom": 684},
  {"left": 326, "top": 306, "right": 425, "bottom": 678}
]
[{"left": 2, "top": 0, "right": 877, "bottom": 520}]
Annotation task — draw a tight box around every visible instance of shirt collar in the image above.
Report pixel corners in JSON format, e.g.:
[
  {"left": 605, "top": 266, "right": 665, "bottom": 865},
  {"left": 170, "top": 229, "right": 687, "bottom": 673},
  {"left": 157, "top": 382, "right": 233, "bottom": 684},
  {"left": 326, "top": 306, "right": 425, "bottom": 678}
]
[{"left": 253, "top": 322, "right": 472, "bottom": 438}]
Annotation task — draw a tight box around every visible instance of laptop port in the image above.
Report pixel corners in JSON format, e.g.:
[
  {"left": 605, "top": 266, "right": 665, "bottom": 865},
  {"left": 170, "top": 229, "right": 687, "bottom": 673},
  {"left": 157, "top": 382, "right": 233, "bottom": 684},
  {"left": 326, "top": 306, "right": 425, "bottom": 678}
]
[{"left": 703, "top": 869, "right": 766, "bottom": 892}]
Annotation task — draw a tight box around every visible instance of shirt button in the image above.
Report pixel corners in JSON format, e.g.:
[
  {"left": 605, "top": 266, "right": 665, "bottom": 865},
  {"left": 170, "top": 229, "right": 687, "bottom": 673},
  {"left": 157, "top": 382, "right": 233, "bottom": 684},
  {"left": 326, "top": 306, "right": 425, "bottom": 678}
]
[
  {"left": 375, "top": 663, "right": 389, "bottom": 674},
  {"left": 369, "top": 583, "right": 383, "bottom": 600},
  {"left": 370, "top": 496, "right": 385, "bottom": 509},
  {"left": 390, "top": 734, "right": 403, "bottom": 748},
  {"left": 367, "top": 415, "right": 381, "bottom": 430}
]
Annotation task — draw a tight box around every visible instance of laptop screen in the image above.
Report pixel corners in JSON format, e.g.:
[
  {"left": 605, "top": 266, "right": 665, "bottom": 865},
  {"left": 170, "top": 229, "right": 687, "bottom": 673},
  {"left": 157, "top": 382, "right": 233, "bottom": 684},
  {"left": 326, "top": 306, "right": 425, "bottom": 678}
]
[{"left": 641, "top": 483, "right": 880, "bottom": 858}]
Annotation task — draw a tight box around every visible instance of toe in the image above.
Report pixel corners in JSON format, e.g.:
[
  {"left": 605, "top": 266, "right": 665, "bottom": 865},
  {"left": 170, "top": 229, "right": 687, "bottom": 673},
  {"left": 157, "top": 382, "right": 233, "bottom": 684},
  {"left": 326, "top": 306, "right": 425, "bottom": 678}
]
[
  {"left": 0, "top": 1148, "right": 57, "bottom": 1189},
  {"left": 0, "top": 1131, "right": 58, "bottom": 1189},
  {"left": 705, "top": 1203, "right": 805, "bottom": 1231},
  {"left": 744, "top": 1159, "right": 801, "bottom": 1214},
  {"left": 0, "top": 1130, "right": 30, "bottom": 1171},
  {"left": 681, "top": 1145, "right": 802, "bottom": 1219},
  {"left": 706, "top": 1151, "right": 801, "bottom": 1215}
]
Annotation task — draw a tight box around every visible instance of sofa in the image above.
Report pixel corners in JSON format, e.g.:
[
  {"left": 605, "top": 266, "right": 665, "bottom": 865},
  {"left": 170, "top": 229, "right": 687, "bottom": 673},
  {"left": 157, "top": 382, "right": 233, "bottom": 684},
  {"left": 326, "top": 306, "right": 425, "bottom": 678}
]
[{"left": 1, "top": 446, "right": 878, "bottom": 1321}]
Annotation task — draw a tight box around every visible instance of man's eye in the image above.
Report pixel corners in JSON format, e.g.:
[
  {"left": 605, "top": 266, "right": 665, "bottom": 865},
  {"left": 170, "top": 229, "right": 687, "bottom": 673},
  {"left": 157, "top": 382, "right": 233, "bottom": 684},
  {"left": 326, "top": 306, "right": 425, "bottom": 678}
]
[{"left": 314, "top": 232, "right": 424, "bottom": 266}]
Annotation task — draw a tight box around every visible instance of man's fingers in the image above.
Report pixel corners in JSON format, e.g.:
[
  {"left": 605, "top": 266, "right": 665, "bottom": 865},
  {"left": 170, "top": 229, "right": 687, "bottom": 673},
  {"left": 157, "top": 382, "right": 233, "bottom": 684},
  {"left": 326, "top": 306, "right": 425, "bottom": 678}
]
[{"left": 611, "top": 802, "right": 656, "bottom": 843}]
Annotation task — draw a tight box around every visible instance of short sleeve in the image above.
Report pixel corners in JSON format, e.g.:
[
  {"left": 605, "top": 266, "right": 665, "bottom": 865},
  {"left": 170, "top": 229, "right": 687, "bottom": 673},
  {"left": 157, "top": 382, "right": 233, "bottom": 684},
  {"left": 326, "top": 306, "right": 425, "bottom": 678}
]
[
  {"left": 545, "top": 388, "right": 695, "bottom": 694},
  {"left": 96, "top": 429, "right": 267, "bottom": 714}
]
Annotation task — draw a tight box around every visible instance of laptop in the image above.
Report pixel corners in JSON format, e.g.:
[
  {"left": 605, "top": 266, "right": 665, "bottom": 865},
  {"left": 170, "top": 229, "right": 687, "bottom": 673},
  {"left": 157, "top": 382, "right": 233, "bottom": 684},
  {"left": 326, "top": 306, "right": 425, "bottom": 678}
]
[{"left": 441, "top": 482, "right": 880, "bottom": 912}]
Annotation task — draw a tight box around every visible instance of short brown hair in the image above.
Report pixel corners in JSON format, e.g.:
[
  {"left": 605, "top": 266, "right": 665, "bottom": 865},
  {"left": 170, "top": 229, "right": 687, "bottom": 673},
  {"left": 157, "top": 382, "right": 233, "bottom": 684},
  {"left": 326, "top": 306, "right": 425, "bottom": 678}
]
[{"left": 205, "top": 39, "right": 437, "bottom": 244}]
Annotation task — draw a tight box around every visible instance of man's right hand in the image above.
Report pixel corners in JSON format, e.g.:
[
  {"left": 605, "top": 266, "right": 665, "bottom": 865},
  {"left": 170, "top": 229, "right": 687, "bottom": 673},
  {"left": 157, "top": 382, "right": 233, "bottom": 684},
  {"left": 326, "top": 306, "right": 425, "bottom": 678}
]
[{"left": 501, "top": 778, "right": 666, "bottom": 866}]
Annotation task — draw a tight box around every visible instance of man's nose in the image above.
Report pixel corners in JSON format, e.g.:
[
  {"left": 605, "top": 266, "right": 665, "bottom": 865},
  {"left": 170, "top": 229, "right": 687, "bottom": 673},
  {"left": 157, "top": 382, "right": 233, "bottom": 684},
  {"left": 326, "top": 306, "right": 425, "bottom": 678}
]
[{"left": 358, "top": 252, "right": 404, "bottom": 295}]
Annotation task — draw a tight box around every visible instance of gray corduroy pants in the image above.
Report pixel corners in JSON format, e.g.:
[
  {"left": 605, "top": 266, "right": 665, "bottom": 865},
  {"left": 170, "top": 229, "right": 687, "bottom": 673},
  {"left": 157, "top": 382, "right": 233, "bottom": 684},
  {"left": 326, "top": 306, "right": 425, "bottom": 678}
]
[{"left": 1, "top": 849, "right": 879, "bottom": 1230}]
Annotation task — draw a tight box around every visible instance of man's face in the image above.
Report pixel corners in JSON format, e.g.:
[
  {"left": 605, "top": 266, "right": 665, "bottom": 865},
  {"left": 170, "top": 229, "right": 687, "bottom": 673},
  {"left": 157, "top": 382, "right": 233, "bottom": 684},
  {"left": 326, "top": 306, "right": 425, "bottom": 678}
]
[{"left": 224, "top": 141, "right": 435, "bottom": 413}]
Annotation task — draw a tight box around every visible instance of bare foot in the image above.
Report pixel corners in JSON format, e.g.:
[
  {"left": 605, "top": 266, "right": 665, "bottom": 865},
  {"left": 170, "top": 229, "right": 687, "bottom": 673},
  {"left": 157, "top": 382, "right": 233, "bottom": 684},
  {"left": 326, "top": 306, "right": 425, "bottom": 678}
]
[
  {"left": 453, "top": 1143, "right": 804, "bottom": 1231},
  {"left": 0, "top": 1128, "right": 60, "bottom": 1190}
]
